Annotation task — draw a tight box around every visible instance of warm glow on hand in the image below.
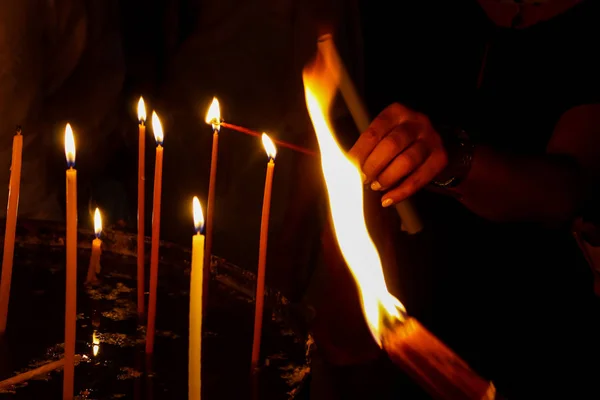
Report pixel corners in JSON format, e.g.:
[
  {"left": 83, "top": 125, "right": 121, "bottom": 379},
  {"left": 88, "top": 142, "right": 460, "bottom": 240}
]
[
  {"left": 205, "top": 97, "right": 221, "bottom": 130},
  {"left": 137, "top": 97, "right": 147, "bottom": 123},
  {"left": 152, "top": 111, "right": 164, "bottom": 145},
  {"left": 192, "top": 196, "right": 204, "bottom": 234},
  {"left": 261, "top": 133, "right": 277, "bottom": 160},
  {"left": 64, "top": 123, "right": 76, "bottom": 167}
]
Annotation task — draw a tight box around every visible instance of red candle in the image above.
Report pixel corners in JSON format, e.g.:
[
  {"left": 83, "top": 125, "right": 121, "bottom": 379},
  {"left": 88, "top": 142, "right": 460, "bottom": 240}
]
[
  {"left": 137, "top": 97, "right": 147, "bottom": 317},
  {"left": 146, "top": 111, "right": 165, "bottom": 354},
  {"left": 203, "top": 98, "right": 221, "bottom": 309},
  {"left": 251, "top": 133, "right": 277, "bottom": 371},
  {"left": 0, "top": 127, "right": 23, "bottom": 333}
]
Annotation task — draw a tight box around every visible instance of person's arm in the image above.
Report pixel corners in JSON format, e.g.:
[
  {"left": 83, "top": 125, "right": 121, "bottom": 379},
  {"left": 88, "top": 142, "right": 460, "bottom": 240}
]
[
  {"left": 451, "top": 104, "right": 600, "bottom": 224},
  {"left": 350, "top": 103, "right": 600, "bottom": 226}
]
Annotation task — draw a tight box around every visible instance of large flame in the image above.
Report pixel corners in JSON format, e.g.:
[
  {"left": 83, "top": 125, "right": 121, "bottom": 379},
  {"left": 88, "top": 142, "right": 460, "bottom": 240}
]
[
  {"left": 152, "top": 111, "right": 164, "bottom": 145},
  {"left": 261, "top": 133, "right": 277, "bottom": 160},
  {"left": 137, "top": 97, "right": 147, "bottom": 123},
  {"left": 205, "top": 97, "right": 221, "bottom": 131},
  {"left": 192, "top": 196, "right": 204, "bottom": 234},
  {"left": 302, "top": 58, "right": 406, "bottom": 345},
  {"left": 64, "top": 123, "right": 76, "bottom": 167},
  {"left": 94, "top": 208, "right": 102, "bottom": 238}
]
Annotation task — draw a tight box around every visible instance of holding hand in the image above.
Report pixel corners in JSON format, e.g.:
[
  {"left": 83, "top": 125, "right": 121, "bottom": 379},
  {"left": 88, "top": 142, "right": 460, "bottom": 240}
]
[{"left": 349, "top": 103, "right": 448, "bottom": 207}]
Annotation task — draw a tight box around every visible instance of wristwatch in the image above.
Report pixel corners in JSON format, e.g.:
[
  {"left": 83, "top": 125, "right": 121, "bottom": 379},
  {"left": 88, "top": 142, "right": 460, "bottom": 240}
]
[{"left": 432, "top": 127, "right": 475, "bottom": 189}]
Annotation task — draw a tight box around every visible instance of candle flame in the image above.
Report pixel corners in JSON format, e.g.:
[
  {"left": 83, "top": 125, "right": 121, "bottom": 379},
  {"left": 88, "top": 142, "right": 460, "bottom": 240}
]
[
  {"left": 152, "top": 111, "right": 164, "bottom": 145},
  {"left": 302, "top": 56, "right": 406, "bottom": 346},
  {"left": 192, "top": 196, "right": 204, "bottom": 233},
  {"left": 92, "top": 331, "right": 100, "bottom": 357},
  {"left": 64, "top": 123, "right": 76, "bottom": 167},
  {"left": 205, "top": 97, "right": 221, "bottom": 130},
  {"left": 94, "top": 208, "right": 102, "bottom": 238},
  {"left": 262, "top": 133, "right": 277, "bottom": 160},
  {"left": 137, "top": 97, "right": 147, "bottom": 123}
]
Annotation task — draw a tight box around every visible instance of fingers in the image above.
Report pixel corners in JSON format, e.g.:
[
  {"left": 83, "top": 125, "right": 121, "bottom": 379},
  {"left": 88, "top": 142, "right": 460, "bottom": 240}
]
[
  {"left": 349, "top": 103, "right": 411, "bottom": 167},
  {"left": 370, "top": 140, "right": 430, "bottom": 190},
  {"left": 360, "top": 120, "right": 421, "bottom": 182},
  {"left": 380, "top": 149, "right": 448, "bottom": 207}
]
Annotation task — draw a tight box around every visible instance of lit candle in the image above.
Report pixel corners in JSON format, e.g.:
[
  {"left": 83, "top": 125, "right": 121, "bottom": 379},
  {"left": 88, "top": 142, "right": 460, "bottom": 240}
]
[
  {"left": 137, "top": 97, "right": 147, "bottom": 317},
  {"left": 146, "top": 111, "right": 164, "bottom": 355},
  {"left": 251, "top": 133, "right": 277, "bottom": 371},
  {"left": 63, "top": 123, "right": 78, "bottom": 400},
  {"left": 85, "top": 208, "right": 102, "bottom": 285},
  {"left": 92, "top": 330, "right": 100, "bottom": 357},
  {"left": 203, "top": 98, "right": 220, "bottom": 306},
  {"left": 0, "top": 126, "right": 24, "bottom": 334},
  {"left": 189, "top": 196, "right": 205, "bottom": 400}
]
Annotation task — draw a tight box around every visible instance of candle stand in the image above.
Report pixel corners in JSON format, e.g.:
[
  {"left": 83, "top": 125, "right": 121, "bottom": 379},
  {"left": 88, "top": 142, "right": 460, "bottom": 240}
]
[{"left": 0, "top": 221, "right": 310, "bottom": 399}]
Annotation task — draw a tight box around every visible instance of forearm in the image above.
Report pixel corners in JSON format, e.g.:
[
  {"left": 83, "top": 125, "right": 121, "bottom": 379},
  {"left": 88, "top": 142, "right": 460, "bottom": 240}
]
[{"left": 451, "top": 145, "right": 586, "bottom": 225}]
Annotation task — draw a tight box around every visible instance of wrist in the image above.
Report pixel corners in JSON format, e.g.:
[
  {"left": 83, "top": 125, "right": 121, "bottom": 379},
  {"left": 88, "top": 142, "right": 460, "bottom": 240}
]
[{"left": 432, "top": 127, "right": 475, "bottom": 189}]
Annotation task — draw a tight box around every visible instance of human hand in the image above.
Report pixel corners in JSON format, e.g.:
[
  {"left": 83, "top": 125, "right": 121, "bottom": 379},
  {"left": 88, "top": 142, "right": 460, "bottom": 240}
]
[{"left": 349, "top": 103, "right": 448, "bottom": 207}]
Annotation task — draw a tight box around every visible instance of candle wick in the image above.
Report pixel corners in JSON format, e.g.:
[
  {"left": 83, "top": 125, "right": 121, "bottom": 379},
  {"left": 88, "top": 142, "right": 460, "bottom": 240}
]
[
  {"left": 15, "top": 126, "right": 22, "bottom": 135},
  {"left": 139, "top": 120, "right": 145, "bottom": 126}
]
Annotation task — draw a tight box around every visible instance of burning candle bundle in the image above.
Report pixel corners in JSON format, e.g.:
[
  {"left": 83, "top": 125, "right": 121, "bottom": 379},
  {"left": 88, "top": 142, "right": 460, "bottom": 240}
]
[
  {"left": 316, "top": 34, "right": 422, "bottom": 234},
  {"left": 303, "top": 55, "right": 498, "bottom": 400}
]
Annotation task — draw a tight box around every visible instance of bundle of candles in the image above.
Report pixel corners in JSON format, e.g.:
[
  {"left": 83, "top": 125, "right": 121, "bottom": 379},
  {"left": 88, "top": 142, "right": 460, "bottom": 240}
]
[{"left": 0, "top": 37, "right": 499, "bottom": 400}]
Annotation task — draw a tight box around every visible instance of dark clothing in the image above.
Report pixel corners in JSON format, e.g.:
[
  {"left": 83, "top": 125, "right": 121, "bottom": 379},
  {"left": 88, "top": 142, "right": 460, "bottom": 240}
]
[{"left": 362, "top": 1, "right": 600, "bottom": 398}]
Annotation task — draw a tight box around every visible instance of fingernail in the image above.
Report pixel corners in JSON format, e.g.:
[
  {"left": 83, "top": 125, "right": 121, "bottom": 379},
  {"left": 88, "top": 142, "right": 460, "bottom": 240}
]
[
  {"left": 382, "top": 198, "right": 393, "bottom": 207},
  {"left": 361, "top": 172, "right": 367, "bottom": 184},
  {"left": 370, "top": 181, "right": 381, "bottom": 191}
]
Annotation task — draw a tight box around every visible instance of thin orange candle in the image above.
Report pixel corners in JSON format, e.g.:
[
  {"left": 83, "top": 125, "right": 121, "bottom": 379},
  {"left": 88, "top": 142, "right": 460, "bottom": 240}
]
[
  {"left": 146, "top": 111, "right": 164, "bottom": 354},
  {"left": 137, "top": 97, "right": 147, "bottom": 317},
  {"left": 203, "top": 98, "right": 220, "bottom": 308},
  {"left": 85, "top": 208, "right": 102, "bottom": 284},
  {"left": 189, "top": 196, "right": 205, "bottom": 400},
  {"left": 0, "top": 127, "right": 23, "bottom": 334},
  {"left": 251, "top": 133, "right": 277, "bottom": 371},
  {"left": 63, "top": 123, "right": 78, "bottom": 400}
]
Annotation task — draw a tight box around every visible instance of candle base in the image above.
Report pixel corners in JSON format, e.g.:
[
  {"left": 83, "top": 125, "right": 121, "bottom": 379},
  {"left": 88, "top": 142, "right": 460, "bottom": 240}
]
[{"left": 382, "top": 318, "right": 500, "bottom": 400}]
